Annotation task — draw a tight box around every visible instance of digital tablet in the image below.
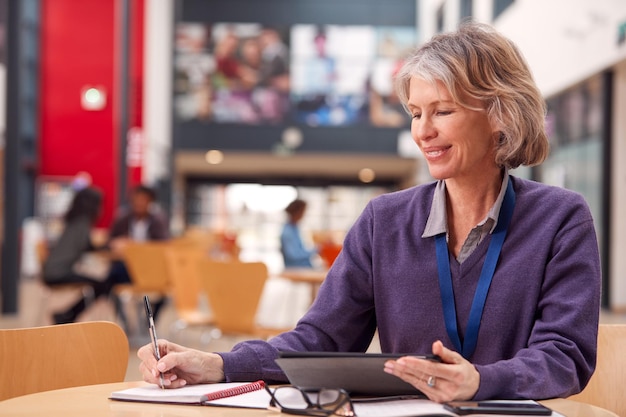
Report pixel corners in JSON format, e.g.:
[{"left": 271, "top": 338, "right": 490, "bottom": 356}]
[{"left": 275, "top": 352, "right": 440, "bottom": 396}]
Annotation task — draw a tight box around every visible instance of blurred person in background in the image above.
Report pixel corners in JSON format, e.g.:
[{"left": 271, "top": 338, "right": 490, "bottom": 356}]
[
  {"left": 108, "top": 184, "right": 169, "bottom": 246},
  {"left": 108, "top": 185, "right": 170, "bottom": 327},
  {"left": 42, "top": 187, "right": 114, "bottom": 324},
  {"left": 280, "top": 199, "right": 318, "bottom": 269}
]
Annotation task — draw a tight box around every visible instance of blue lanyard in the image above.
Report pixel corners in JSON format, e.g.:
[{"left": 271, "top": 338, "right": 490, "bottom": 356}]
[{"left": 435, "top": 179, "right": 515, "bottom": 360}]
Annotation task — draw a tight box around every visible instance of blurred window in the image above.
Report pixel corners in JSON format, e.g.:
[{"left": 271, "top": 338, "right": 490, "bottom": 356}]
[
  {"left": 493, "top": 0, "right": 515, "bottom": 20},
  {"left": 460, "top": 0, "right": 473, "bottom": 19}
]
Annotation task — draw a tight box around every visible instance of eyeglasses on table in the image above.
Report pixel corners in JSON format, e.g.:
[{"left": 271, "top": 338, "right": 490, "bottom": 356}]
[{"left": 265, "top": 385, "right": 355, "bottom": 417}]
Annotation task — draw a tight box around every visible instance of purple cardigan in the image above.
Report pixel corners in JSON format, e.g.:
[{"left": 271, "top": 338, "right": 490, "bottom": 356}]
[{"left": 219, "top": 176, "right": 601, "bottom": 400}]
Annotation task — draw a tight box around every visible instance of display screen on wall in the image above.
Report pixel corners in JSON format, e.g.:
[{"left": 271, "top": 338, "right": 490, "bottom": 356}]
[{"left": 174, "top": 22, "right": 416, "bottom": 128}]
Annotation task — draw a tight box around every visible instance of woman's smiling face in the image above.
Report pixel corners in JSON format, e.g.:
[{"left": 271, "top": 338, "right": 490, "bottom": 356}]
[{"left": 408, "top": 76, "right": 500, "bottom": 182}]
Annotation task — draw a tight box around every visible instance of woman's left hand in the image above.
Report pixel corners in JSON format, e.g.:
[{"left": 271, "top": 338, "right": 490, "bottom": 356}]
[{"left": 384, "top": 340, "right": 480, "bottom": 403}]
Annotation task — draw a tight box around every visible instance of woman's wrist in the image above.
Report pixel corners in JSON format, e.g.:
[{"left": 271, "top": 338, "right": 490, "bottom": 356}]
[{"left": 202, "top": 352, "right": 225, "bottom": 383}]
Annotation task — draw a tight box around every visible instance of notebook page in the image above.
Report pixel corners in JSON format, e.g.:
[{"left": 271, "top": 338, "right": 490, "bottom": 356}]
[{"left": 110, "top": 382, "right": 268, "bottom": 407}]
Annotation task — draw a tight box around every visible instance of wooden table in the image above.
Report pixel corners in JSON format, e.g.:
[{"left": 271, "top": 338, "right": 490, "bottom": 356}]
[
  {"left": 0, "top": 381, "right": 618, "bottom": 417},
  {"left": 279, "top": 268, "right": 328, "bottom": 304},
  {"left": 0, "top": 382, "right": 271, "bottom": 417}
]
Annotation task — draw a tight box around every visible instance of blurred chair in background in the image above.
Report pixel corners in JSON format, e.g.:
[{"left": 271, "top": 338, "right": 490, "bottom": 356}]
[
  {"left": 173, "top": 226, "right": 216, "bottom": 252},
  {"left": 0, "top": 321, "right": 128, "bottom": 401},
  {"left": 312, "top": 230, "right": 343, "bottom": 269},
  {"left": 318, "top": 241, "right": 342, "bottom": 268},
  {"left": 115, "top": 241, "right": 171, "bottom": 339},
  {"left": 164, "top": 245, "right": 217, "bottom": 345},
  {"left": 568, "top": 324, "right": 626, "bottom": 417},
  {"left": 197, "top": 259, "right": 290, "bottom": 341}
]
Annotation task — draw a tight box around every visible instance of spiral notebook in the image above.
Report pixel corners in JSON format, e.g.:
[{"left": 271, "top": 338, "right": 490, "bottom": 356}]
[{"left": 109, "top": 380, "right": 271, "bottom": 408}]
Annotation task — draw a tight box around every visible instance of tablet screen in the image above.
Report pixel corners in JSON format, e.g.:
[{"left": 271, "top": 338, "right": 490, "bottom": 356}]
[{"left": 275, "top": 352, "right": 438, "bottom": 396}]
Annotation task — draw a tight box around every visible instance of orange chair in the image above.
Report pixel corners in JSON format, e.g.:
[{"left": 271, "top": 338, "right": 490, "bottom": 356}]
[
  {"left": 318, "top": 242, "right": 342, "bottom": 268},
  {"left": 164, "top": 245, "right": 217, "bottom": 344},
  {"left": 197, "top": 259, "right": 290, "bottom": 340},
  {"left": 120, "top": 241, "right": 171, "bottom": 294},
  {"left": 568, "top": 324, "right": 626, "bottom": 417},
  {"left": 114, "top": 242, "right": 172, "bottom": 337},
  {"left": 0, "top": 321, "right": 128, "bottom": 401}
]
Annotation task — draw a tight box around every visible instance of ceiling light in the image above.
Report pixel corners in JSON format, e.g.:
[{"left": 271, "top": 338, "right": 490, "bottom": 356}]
[
  {"left": 358, "top": 168, "right": 376, "bottom": 183},
  {"left": 205, "top": 150, "right": 224, "bottom": 165}
]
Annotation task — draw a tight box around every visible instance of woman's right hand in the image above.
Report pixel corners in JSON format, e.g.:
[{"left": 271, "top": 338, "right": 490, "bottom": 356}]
[{"left": 137, "top": 339, "right": 225, "bottom": 388}]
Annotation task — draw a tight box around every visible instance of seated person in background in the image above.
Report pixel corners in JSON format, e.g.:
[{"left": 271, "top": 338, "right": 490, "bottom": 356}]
[
  {"left": 42, "top": 187, "right": 114, "bottom": 324},
  {"left": 108, "top": 184, "right": 170, "bottom": 324},
  {"left": 108, "top": 184, "right": 169, "bottom": 247},
  {"left": 138, "top": 23, "right": 600, "bottom": 402},
  {"left": 280, "top": 199, "right": 318, "bottom": 268}
]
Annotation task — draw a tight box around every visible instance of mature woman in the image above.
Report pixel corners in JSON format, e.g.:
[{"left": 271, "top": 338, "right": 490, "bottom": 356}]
[{"left": 138, "top": 22, "right": 600, "bottom": 402}]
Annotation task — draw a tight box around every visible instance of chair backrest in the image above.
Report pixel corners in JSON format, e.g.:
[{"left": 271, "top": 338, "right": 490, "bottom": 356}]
[
  {"left": 0, "top": 321, "right": 128, "bottom": 401},
  {"left": 319, "top": 242, "right": 342, "bottom": 268},
  {"left": 568, "top": 323, "right": 626, "bottom": 417},
  {"left": 122, "top": 241, "right": 171, "bottom": 293},
  {"left": 172, "top": 228, "right": 216, "bottom": 253},
  {"left": 165, "top": 246, "right": 206, "bottom": 314},
  {"left": 197, "top": 259, "right": 268, "bottom": 334}
]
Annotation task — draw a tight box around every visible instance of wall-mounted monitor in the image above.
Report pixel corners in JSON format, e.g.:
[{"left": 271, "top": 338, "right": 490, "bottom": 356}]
[
  {"left": 173, "top": 0, "right": 417, "bottom": 155},
  {"left": 174, "top": 22, "right": 415, "bottom": 128}
]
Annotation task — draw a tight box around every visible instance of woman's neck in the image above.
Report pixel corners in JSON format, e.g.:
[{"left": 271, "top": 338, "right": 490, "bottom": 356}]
[{"left": 444, "top": 169, "right": 504, "bottom": 256}]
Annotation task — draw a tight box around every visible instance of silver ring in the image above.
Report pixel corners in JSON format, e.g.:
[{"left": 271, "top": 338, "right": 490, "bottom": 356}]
[{"left": 427, "top": 375, "right": 436, "bottom": 388}]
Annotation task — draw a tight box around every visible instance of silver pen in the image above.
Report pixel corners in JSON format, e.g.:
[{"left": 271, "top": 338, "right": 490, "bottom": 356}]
[{"left": 144, "top": 295, "right": 165, "bottom": 389}]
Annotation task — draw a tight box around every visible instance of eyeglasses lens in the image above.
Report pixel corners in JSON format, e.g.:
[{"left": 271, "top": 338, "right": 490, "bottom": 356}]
[
  {"left": 269, "top": 386, "right": 354, "bottom": 417},
  {"left": 273, "top": 386, "right": 311, "bottom": 409},
  {"left": 318, "top": 389, "right": 345, "bottom": 409}
]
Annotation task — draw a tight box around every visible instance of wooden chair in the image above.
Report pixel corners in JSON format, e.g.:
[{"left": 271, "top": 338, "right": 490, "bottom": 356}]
[
  {"left": 119, "top": 241, "right": 172, "bottom": 294},
  {"left": 0, "top": 321, "right": 128, "bottom": 401},
  {"left": 164, "top": 245, "right": 217, "bottom": 343},
  {"left": 197, "top": 259, "right": 290, "bottom": 340},
  {"left": 114, "top": 241, "right": 173, "bottom": 339},
  {"left": 172, "top": 227, "right": 216, "bottom": 253},
  {"left": 568, "top": 324, "right": 626, "bottom": 417}
]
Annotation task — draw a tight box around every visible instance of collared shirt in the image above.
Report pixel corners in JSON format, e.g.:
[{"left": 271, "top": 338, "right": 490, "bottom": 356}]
[
  {"left": 130, "top": 218, "right": 150, "bottom": 242},
  {"left": 422, "top": 171, "right": 510, "bottom": 263}
]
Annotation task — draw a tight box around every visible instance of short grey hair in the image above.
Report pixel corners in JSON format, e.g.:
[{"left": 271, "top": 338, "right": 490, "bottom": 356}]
[{"left": 395, "top": 22, "right": 549, "bottom": 168}]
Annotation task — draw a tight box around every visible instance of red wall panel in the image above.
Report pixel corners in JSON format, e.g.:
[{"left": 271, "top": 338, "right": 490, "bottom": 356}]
[
  {"left": 39, "top": 0, "right": 146, "bottom": 226},
  {"left": 39, "top": 0, "right": 118, "bottom": 226}
]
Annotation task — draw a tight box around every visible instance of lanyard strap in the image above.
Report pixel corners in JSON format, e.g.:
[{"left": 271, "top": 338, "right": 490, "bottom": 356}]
[{"left": 435, "top": 179, "right": 516, "bottom": 359}]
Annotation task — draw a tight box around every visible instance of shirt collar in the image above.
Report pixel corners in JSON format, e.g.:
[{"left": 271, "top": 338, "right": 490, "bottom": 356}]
[{"left": 422, "top": 170, "right": 510, "bottom": 238}]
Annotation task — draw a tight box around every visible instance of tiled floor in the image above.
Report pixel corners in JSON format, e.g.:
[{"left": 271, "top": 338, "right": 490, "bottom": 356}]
[{"left": 2, "top": 276, "right": 625, "bottom": 383}]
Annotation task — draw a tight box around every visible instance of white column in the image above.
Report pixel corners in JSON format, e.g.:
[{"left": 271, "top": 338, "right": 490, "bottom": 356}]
[{"left": 142, "top": 0, "right": 174, "bottom": 185}]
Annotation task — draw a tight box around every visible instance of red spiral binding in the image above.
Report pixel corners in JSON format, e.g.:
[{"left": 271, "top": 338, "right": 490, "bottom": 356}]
[{"left": 204, "top": 380, "right": 266, "bottom": 401}]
